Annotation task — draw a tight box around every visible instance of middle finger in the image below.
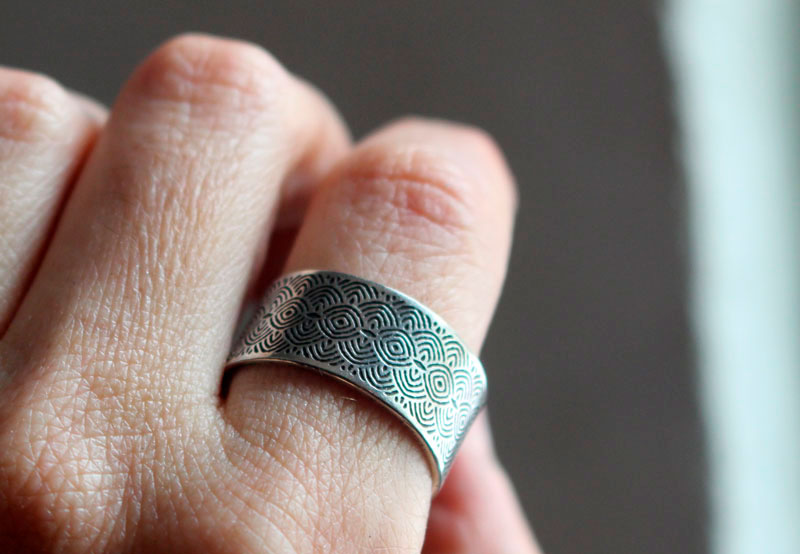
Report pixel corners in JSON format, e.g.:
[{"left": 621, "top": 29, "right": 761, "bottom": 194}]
[{"left": 2, "top": 34, "right": 349, "bottom": 406}]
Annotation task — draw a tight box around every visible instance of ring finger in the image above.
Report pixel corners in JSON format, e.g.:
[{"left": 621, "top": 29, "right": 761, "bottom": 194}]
[{"left": 223, "top": 117, "right": 519, "bottom": 551}]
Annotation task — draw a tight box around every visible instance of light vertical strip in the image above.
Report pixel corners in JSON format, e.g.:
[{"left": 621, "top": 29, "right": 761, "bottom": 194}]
[{"left": 663, "top": 2, "right": 800, "bottom": 553}]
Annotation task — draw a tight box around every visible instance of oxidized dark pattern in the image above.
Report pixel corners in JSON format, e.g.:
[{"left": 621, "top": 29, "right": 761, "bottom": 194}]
[{"left": 228, "top": 271, "right": 487, "bottom": 479}]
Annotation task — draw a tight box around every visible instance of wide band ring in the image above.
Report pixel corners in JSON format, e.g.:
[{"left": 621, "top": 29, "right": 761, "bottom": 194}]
[{"left": 226, "top": 270, "right": 488, "bottom": 489}]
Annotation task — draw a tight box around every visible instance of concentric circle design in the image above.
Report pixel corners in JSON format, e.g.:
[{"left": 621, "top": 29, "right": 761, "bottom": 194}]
[
  {"left": 226, "top": 270, "right": 488, "bottom": 489},
  {"left": 373, "top": 328, "right": 416, "bottom": 367},
  {"left": 318, "top": 304, "right": 364, "bottom": 340},
  {"left": 272, "top": 297, "right": 309, "bottom": 329},
  {"left": 424, "top": 363, "right": 455, "bottom": 405}
]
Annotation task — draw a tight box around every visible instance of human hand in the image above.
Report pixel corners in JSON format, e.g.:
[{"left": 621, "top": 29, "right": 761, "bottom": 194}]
[{"left": 0, "top": 34, "right": 539, "bottom": 553}]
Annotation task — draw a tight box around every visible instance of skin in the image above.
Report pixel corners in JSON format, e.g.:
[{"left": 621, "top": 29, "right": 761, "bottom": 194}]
[{"left": 0, "top": 34, "right": 540, "bottom": 553}]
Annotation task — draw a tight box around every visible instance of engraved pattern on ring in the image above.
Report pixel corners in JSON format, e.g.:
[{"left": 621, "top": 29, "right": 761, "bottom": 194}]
[{"left": 227, "top": 270, "right": 488, "bottom": 482}]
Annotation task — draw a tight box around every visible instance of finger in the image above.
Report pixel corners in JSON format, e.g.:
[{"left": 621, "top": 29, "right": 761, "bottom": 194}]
[
  {"left": 423, "top": 414, "right": 541, "bottom": 554},
  {"left": 1, "top": 34, "right": 349, "bottom": 402},
  {"left": 224, "top": 118, "right": 517, "bottom": 551},
  {"left": 0, "top": 68, "right": 104, "bottom": 336}
]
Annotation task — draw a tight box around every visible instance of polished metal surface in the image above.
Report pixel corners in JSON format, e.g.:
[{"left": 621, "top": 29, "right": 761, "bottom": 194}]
[{"left": 226, "top": 270, "right": 488, "bottom": 489}]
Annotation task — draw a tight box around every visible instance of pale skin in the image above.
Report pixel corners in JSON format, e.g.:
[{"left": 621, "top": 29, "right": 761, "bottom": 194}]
[{"left": 0, "top": 34, "right": 540, "bottom": 553}]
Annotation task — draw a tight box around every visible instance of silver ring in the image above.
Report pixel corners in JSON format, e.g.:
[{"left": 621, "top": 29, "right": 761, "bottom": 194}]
[{"left": 226, "top": 270, "right": 488, "bottom": 490}]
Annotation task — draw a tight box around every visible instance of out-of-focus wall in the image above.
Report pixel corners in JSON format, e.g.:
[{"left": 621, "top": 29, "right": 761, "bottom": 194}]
[
  {"left": 666, "top": 2, "right": 800, "bottom": 553},
  {"left": 0, "top": 2, "right": 706, "bottom": 552}
]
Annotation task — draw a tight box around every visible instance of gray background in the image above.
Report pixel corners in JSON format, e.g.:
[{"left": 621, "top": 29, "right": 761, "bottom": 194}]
[{"left": 0, "top": 1, "right": 706, "bottom": 552}]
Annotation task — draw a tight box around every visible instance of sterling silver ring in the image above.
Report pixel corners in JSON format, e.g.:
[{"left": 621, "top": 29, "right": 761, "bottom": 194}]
[{"left": 225, "top": 270, "right": 488, "bottom": 490}]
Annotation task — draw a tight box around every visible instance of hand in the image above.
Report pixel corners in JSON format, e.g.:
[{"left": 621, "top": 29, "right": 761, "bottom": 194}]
[{"left": 0, "top": 34, "right": 539, "bottom": 553}]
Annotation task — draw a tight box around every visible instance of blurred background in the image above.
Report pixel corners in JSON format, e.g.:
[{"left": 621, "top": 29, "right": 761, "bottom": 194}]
[{"left": 0, "top": 1, "right": 708, "bottom": 552}]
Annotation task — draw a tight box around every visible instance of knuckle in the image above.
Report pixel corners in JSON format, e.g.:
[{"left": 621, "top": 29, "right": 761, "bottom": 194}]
[
  {"left": 459, "top": 124, "right": 519, "bottom": 212},
  {"left": 387, "top": 117, "right": 518, "bottom": 215},
  {"left": 131, "top": 33, "right": 288, "bottom": 111},
  {"left": 340, "top": 140, "right": 482, "bottom": 233},
  {"left": 0, "top": 68, "right": 72, "bottom": 144},
  {"left": 451, "top": 121, "right": 504, "bottom": 164}
]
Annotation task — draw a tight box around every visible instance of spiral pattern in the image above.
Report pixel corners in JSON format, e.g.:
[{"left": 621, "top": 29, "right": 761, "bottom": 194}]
[{"left": 227, "top": 270, "right": 488, "bottom": 486}]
